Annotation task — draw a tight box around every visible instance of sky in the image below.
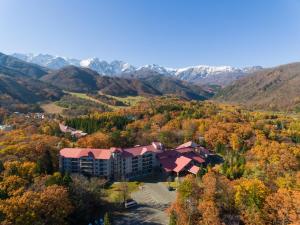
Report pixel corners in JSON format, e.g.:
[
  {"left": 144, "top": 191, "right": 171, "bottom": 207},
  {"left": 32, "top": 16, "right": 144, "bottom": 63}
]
[{"left": 0, "top": 0, "right": 299, "bottom": 68}]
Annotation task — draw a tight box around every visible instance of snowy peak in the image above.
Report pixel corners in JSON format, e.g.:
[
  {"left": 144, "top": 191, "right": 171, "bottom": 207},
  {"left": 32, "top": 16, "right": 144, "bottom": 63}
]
[
  {"left": 174, "top": 65, "right": 244, "bottom": 81},
  {"left": 137, "top": 64, "right": 175, "bottom": 76},
  {"left": 11, "top": 53, "right": 262, "bottom": 84},
  {"left": 11, "top": 53, "right": 79, "bottom": 69},
  {"left": 79, "top": 58, "right": 136, "bottom": 75},
  {"left": 12, "top": 53, "right": 136, "bottom": 76}
]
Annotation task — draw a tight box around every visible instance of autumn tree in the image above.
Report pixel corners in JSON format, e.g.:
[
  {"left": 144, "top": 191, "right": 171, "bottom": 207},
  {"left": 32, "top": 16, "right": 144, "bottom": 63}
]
[
  {"left": 234, "top": 178, "right": 268, "bottom": 225},
  {"left": 0, "top": 185, "right": 73, "bottom": 225},
  {"left": 77, "top": 131, "right": 111, "bottom": 148},
  {"left": 263, "top": 188, "right": 300, "bottom": 225}
]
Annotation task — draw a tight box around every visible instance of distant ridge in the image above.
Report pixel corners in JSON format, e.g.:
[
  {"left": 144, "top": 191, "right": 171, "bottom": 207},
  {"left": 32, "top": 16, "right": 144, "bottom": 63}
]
[
  {"left": 215, "top": 62, "right": 300, "bottom": 111},
  {"left": 12, "top": 52, "right": 262, "bottom": 85},
  {"left": 1, "top": 52, "right": 49, "bottom": 78},
  {"left": 41, "top": 66, "right": 212, "bottom": 100}
]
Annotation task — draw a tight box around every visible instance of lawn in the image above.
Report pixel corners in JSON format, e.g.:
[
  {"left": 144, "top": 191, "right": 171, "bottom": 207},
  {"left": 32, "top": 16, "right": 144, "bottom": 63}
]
[
  {"left": 104, "top": 94, "right": 145, "bottom": 107},
  {"left": 41, "top": 102, "right": 66, "bottom": 114},
  {"left": 105, "top": 181, "right": 142, "bottom": 204},
  {"left": 65, "top": 91, "right": 145, "bottom": 110}
]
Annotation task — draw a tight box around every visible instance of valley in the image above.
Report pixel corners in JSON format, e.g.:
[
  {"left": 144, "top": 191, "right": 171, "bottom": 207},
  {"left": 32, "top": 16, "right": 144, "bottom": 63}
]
[
  {"left": 0, "top": 51, "right": 299, "bottom": 225},
  {"left": 1, "top": 2, "right": 299, "bottom": 225}
]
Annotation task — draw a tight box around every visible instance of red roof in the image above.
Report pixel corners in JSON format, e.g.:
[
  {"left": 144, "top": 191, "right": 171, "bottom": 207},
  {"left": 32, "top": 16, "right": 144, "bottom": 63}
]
[
  {"left": 60, "top": 142, "right": 163, "bottom": 159},
  {"left": 159, "top": 155, "right": 192, "bottom": 173},
  {"left": 158, "top": 148, "right": 205, "bottom": 174},
  {"left": 188, "top": 165, "right": 200, "bottom": 175},
  {"left": 176, "top": 141, "right": 199, "bottom": 149},
  {"left": 176, "top": 147, "right": 194, "bottom": 154},
  {"left": 184, "top": 152, "right": 205, "bottom": 163},
  {"left": 173, "top": 156, "right": 192, "bottom": 173},
  {"left": 122, "top": 142, "right": 163, "bottom": 157},
  {"left": 60, "top": 148, "right": 112, "bottom": 160}
]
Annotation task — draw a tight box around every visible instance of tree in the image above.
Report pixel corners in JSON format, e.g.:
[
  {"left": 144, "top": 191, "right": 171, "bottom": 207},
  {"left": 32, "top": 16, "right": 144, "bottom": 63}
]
[
  {"left": 174, "top": 175, "right": 200, "bottom": 225},
  {"left": 204, "top": 127, "right": 228, "bottom": 150},
  {"left": 3, "top": 161, "right": 37, "bottom": 182},
  {"left": 0, "top": 175, "right": 27, "bottom": 198},
  {"left": 62, "top": 173, "right": 73, "bottom": 186},
  {"left": 0, "top": 185, "right": 73, "bottom": 225},
  {"left": 234, "top": 178, "right": 268, "bottom": 225},
  {"left": 36, "top": 150, "right": 54, "bottom": 174},
  {"left": 198, "top": 200, "right": 221, "bottom": 225},
  {"left": 263, "top": 188, "right": 300, "bottom": 225},
  {"left": 169, "top": 210, "right": 177, "bottom": 225},
  {"left": 119, "top": 181, "right": 129, "bottom": 204},
  {"left": 77, "top": 132, "right": 111, "bottom": 148},
  {"left": 104, "top": 212, "right": 112, "bottom": 225},
  {"left": 45, "top": 172, "right": 64, "bottom": 186},
  {"left": 0, "top": 160, "right": 4, "bottom": 173},
  {"left": 68, "top": 175, "right": 105, "bottom": 224},
  {"left": 230, "top": 133, "right": 240, "bottom": 151}
]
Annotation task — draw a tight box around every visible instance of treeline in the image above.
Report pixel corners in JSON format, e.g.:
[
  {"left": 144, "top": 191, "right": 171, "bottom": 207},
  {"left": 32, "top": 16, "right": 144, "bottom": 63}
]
[{"left": 66, "top": 113, "right": 134, "bottom": 134}]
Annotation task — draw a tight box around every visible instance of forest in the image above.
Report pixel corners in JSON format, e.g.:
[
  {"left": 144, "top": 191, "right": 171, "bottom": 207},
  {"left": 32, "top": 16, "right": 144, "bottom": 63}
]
[{"left": 0, "top": 97, "right": 299, "bottom": 225}]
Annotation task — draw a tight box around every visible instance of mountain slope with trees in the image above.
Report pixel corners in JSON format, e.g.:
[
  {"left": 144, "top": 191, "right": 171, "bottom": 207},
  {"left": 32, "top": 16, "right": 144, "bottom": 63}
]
[
  {"left": 41, "top": 66, "right": 213, "bottom": 100},
  {"left": 0, "top": 52, "right": 49, "bottom": 78},
  {"left": 215, "top": 62, "right": 300, "bottom": 111}
]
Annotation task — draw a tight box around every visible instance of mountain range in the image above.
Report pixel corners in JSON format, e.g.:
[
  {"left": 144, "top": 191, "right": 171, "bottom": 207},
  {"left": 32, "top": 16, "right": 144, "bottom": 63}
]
[
  {"left": 0, "top": 52, "right": 213, "bottom": 111},
  {"left": 2, "top": 51, "right": 300, "bottom": 112},
  {"left": 12, "top": 53, "right": 262, "bottom": 85}
]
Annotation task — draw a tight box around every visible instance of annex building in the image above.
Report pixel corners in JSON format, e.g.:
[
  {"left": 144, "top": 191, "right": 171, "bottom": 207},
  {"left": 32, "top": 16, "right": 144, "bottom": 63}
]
[{"left": 59, "top": 141, "right": 211, "bottom": 180}]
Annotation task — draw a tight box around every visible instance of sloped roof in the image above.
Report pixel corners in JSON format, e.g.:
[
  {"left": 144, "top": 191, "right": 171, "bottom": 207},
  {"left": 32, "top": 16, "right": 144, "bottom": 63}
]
[
  {"left": 173, "top": 156, "right": 192, "bottom": 173},
  {"left": 188, "top": 165, "right": 200, "bottom": 175},
  {"left": 122, "top": 142, "right": 163, "bottom": 157},
  {"left": 184, "top": 152, "right": 205, "bottom": 163},
  {"left": 60, "top": 148, "right": 112, "bottom": 160},
  {"left": 60, "top": 142, "right": 163, "bottom": 159},
  {"left": 176, "top": 141, "right": 199, "bottom": 149}
]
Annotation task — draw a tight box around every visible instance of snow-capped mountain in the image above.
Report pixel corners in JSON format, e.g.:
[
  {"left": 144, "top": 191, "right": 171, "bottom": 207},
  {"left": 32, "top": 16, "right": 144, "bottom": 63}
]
[
  {"left": 12, "top": 53, "right": 136, "bottom": 76},
  {"left": 11, "top": 53, "right": 262, "bottom": 85},
  {"left": 80, "top": 58, "right": 136, "bottom": 75},
  {"left": 136, "top": 64, "right": 175, "bottom": 75},
  {"left": 11, "top": 53, "right": 80, "bottom": 70},
  {"left": 174, "top": 65, "right": 242, "bottom": 81}
]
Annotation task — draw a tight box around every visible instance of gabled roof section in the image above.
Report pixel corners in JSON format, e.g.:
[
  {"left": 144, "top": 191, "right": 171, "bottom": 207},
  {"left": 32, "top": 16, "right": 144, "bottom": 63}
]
[
  {"left": 188, "top": 165, "right": 200, "bottom": 175},
  {"left": 173, "top": 156, "right": 192, "bottom": 173},
  {"left": 60, "top": 148, "right": 112, "bottom": 160},
  {"left": 122, "top": 142, "right": 163, "bottom": 157},
  {"left": 176, "top": 141, "right": 199, "bottom": 149}
]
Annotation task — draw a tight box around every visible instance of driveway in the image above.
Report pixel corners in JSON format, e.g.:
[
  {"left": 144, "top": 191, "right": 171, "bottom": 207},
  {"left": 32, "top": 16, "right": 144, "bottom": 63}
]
[{"left": 114, "top": 182, "right": 176, "bottom": 225}]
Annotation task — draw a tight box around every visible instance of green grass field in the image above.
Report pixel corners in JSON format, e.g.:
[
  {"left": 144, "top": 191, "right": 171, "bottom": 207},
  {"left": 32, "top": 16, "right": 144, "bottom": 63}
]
[
  {"left": 65, "top": 91, "right": 145, "bottom": 110},
  {"left": 105, "top": 181, "right": 142, "bottom": 203}
]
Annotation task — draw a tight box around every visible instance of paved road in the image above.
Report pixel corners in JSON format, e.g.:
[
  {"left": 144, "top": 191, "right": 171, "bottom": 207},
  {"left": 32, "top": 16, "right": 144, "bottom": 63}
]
[{"left": 114, "top": 182, "right": 176, "bottom": 225}]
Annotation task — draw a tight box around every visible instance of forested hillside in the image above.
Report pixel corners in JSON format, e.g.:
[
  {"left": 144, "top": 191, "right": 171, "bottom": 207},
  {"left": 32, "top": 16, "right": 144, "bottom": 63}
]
[
  {"left": 0, "top": 98, "right": 299, "bottom": 224},
  {"left": 216, "top": 62, "right": 300, "bottom": 111}
]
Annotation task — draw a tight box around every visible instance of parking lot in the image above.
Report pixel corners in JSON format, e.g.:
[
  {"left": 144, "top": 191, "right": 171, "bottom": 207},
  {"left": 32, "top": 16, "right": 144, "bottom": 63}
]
[{"left": 114, "top": 182, "right": 176, "bottom": 225}]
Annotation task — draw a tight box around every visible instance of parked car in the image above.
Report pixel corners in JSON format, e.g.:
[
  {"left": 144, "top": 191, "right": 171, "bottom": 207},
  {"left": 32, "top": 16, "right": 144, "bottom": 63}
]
[{"left": 167, "top": 186, "right": 175, "bottom": 191}]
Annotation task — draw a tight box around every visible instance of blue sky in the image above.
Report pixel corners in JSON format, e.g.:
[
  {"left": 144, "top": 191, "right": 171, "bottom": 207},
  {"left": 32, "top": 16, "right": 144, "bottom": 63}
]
[{"left": 0, "top": 0, "right": 299, "bottom": 68}]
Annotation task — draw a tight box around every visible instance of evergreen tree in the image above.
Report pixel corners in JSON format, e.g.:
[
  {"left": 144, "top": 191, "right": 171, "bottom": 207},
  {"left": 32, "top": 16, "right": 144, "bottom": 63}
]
[
  {"left": 36, "top": 150, "right": 54, "bottom": 174},
  {"left": 0, "top": 160, "right": 4, "bottom": 173},
  {"left": 63, "top": 173, "right": 73, "bottom": 186}
]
